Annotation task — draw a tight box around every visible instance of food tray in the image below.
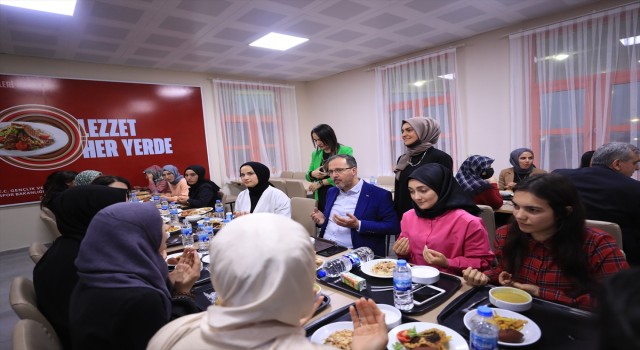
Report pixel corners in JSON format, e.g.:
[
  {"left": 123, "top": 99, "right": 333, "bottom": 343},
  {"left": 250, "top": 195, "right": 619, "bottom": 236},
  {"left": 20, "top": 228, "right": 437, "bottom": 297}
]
[
  {"left": 304, "top": 302, "right": 419, "bottom": 337},
  {"left": 192, "top": 282, "right": 331, "bottom": 317},
  {"left": 317, "top": 265, "right": 461, "bottom": 316},
  {"left": 437, "top": 285, "right": 598, "bottom": 349}
]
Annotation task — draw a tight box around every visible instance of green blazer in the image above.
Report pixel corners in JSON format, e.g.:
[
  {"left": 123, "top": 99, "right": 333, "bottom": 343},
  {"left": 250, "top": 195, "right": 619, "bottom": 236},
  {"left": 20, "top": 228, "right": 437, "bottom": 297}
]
[{"left": 305, "top": 144, "right": 353, "bottom": 200}]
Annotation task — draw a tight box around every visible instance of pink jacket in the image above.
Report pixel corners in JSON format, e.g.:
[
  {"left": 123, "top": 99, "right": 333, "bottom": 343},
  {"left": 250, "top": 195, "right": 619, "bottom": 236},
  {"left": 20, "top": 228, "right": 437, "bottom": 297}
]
[{"left": 398, "top": 209, "right": 495, "bottom": 275}]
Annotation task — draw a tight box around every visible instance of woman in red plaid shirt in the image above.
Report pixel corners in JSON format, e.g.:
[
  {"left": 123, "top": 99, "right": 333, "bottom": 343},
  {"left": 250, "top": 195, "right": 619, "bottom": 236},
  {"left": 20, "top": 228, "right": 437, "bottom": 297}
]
[{"left": 463, "top": 173, "right": 628, "bottom": 310}]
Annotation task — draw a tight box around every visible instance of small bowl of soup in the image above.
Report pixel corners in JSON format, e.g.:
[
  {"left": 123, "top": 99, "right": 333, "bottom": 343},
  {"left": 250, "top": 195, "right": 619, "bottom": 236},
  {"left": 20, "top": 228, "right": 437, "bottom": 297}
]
[{"left": 489, "top": 286, "right": 532, "bottom": 312}]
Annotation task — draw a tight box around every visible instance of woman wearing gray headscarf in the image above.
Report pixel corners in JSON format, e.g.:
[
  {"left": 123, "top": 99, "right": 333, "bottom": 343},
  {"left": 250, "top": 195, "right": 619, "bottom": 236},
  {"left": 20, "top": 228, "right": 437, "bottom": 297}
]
[
  {"left": 74, "top": 169, "right": 102, "bottom": 186},
  {"left": 394, "top": 116, "right": 453, "bottom": 217},
  {"left": 498, "top": 148, "right": 546, "bottom": 190},
  {"left": 160, "top": 164, "right": 189, "bottom": 202}
]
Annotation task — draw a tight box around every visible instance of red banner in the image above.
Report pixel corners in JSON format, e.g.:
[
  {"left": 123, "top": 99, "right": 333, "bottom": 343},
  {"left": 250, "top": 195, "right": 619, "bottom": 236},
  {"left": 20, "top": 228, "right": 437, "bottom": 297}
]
[{"left": 0, "top": 74, "right": 208, "bottom": 206}]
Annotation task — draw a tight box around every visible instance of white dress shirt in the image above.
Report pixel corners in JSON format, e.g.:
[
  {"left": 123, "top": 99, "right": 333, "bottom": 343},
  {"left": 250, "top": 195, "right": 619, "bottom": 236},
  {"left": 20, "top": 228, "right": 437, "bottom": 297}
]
[{"left": 324, "top": 179, "right": 364, "bottom": 248}]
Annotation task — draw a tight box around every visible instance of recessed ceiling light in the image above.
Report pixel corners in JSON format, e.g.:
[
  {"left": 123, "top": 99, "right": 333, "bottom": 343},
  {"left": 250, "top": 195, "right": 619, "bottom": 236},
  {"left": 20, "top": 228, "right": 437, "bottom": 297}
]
[
  {"left": 438, "top": 73, "right": 455, "bottom": 80},
  {"left": 0, "top": 0, "right": 77, "bottom": 16},
  {"left": 249, "top": 32, "right": 308, "bottom": 51},
  {"left": 619, "top": 35, "right": 640, "bottom": 46},
  {"left": 553, "top": 54, "right": 569, "bottom": 61}
]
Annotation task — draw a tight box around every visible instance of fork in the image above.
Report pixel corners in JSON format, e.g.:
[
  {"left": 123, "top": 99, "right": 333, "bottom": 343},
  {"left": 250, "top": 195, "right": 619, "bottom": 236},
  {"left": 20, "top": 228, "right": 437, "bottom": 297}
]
[{"left": 461, "top": 296, "right": 489, "bottom": 313}]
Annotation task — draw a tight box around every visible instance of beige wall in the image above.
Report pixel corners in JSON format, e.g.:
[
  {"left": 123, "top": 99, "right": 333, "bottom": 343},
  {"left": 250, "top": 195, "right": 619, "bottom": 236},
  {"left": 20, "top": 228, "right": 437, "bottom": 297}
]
[{"left": 0, "top": 0, "right": 628, "bottom": 252}]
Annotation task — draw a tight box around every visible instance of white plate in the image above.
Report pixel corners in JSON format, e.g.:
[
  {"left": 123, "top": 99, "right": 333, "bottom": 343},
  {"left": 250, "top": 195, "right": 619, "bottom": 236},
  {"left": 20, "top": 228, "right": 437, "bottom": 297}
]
[
  {"left": 202, "top": 255, "right": 210, "bottom": 264},
  {"left": 360, "top": 258, "right": 397, "bottom": 279},
  {"left": 500, "top": 190, "right": 514, "bottom": 196},
  {"left": 0, "top": 122, "right": 69, "bottom": 157},
  {"left": 462, "top": 307, "right": 541, "bottom": 346},
  {"left": 166, "top": 252, "right": 203, "bottom": 266},
  {"left": 310, "top": 321, "right": 354, "bottom": 346},
  {"left": 387, "top": 322, "right": 469, "bottom": 350}
]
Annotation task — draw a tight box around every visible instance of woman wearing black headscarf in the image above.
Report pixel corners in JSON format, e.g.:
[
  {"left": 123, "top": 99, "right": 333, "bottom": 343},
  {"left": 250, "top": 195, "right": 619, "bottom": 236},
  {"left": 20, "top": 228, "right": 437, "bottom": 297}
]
[
  {"left": 69, "top": 202, "right": 202, "bottom": 349},
  {"left": 234, "top": 161, "right": 290, "bottom": 217},
  {"left": 392, "top": 164, "right": 494, "bottom": 275},
  {"left": 498, "top": 147, "right": 546, "bottom": 190},
  {"left": 33, "top": 185, "right": 128, "bottom": 349},
  {"left": 177, "top": 165, "right": 221, "bottom": 208}
]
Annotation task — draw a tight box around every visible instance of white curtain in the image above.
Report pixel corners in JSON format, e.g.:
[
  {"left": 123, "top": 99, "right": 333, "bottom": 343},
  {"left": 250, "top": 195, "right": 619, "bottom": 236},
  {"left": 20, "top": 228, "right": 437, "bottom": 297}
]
[
  {"left": 374, "top": 48, "right": 463, "bottom": 175},
  {"left": 510, "top": 3, "right": 639, "bottom": 174},
  {"left": 212, "top": 79, "right": 301, "bottom": 181}
]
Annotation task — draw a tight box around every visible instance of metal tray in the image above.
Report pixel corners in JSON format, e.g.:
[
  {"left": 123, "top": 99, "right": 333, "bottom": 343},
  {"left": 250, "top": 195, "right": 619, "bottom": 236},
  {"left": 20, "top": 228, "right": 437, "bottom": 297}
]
[
  {"left": 317, "top": 266, "right": 461, "bottom": 316},
  {"left": 305, "top": 302, "right": 419, "bottom": 337},
  {"left": 437, "top": 285, "right": 598, "bottom": 349}
]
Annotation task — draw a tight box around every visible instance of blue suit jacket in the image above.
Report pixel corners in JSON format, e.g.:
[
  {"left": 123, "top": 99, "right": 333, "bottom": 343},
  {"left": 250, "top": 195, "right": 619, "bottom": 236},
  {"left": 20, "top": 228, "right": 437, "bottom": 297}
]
[{"left": 320, "top": 181, "right": 400, "bottom": 257}]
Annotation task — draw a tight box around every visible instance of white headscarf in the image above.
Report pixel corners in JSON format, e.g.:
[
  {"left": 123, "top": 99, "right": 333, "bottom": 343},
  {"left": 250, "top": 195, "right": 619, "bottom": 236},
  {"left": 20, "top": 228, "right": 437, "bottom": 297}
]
[{"left": 201, "top": 213, "right": 316, "bottom": 348}]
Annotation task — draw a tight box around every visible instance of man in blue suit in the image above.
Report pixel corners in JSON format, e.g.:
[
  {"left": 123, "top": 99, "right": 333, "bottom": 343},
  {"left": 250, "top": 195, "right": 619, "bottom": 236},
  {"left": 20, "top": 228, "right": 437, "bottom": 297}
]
[{"left": 311, "top": 154, "right": 400, "bottom": 257}]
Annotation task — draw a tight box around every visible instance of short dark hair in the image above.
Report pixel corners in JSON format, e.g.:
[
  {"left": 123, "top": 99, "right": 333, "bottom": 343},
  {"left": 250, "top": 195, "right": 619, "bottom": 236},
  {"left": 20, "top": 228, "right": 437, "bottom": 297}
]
[
  {"left": 326, "top": 154, "right": 357, "bottom": 168},
  {"left": 91, "top": 175, "right": 132, "bottom": 190},
  {"left": 580, "top": 150, "right": 595, "bottom": 168},
  {"left": 40, "top": 170, "right": 78, "bottom": 208}
]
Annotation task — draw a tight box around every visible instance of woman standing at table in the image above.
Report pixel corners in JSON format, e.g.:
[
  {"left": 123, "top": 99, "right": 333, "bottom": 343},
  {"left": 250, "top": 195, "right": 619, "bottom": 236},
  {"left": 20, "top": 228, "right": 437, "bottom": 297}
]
[
  {"left": 393, "top": 163, "right": 495, "bottom": 276},
  {"left": 455, "top": 155, "right": 503, "bottom": 210},
  {"left": 305, "top": 124, "right": 353, "bottom": 212},
  {"left": 463, "top": 173, "right": 629, "bottom": 310},
  {"left": 69, "top": 202, "right": 202, "bottom": 349},
  {"left": 498, "top": 147, "right": 546, "bottom": 190},
  {"left": 394, "top": 116, "right": 453, "bottom": 218},
  {"left": 177, "top": 164, "right": 221, "bottom": 208},
  {"left": 148, "top": 213, "right": 389, "bottom": 350},
  {"left": 160, "top": 164, "right": 189, "bottom": 203},
  {"left": 235, "top": 161, "right": 290, "bottom": 217}
]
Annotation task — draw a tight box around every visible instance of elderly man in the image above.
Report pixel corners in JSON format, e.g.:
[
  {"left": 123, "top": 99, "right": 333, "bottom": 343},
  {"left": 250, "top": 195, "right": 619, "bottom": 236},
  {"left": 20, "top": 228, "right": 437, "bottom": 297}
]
[
  {"left": 553, "top": 142, "right": 640, "bottom": 265},
  {"left": 311, "top": 154, "right": 400, "bottom": 257}
]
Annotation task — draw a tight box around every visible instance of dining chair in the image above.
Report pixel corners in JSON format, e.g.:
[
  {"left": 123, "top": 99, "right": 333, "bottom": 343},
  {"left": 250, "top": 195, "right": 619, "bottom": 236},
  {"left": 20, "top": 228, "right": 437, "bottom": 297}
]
[
  {"left": 280, "top": 170, "right": 294, "bottom": 178},
  {"left": 585, "top": 219, "right": 625, "bottom": 258},
  {"left": 376, "top": 175, "right": 394, "bottom": 186},
  {"left": 269, "top": 178, "right": 288, "bottom": 196},
  {"left": 290, "top": 197, "right": 318, "bottom": 237},
  {"left": 292, "top": 171, "right": 307, "bottom": 180},
  {"left": 284, "top": 180, "right": 308, "bottom": 198},
  {"left": 39, "top": 207, "right": 61, "bottom": 238},
  {"left": 9, "top": 277, "right": 56, "bottom": 333},
  {"left": 28, "top": 242, "right": 48, "bottom": 264},
  {"left": 12, "top": 319, "right": 62, "bottom": 350},
  {"left": 477, "top": 205, "right": 496, "bottom": 251}
]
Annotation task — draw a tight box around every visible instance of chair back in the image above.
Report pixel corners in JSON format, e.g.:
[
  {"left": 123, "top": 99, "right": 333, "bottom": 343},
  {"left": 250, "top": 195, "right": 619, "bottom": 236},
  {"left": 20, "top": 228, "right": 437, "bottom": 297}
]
[
  {"left": 285, "top": 180, "right": 308, "bottom": 198},
  {"left": 290, "top": 197, "right": 318, "bottom": 236},
  {"left": 269, "top": 179, "right": 288, "bottom": 196},
  {"left": 12, "top": 319, "right": 62, "bottom": 350},
  {"left": 477, "top": 205, "right": 496, "bottom": 251},
  {"left": 29, "top": 242, "right": 48, "bottom": 264},
  {"left": 280, "top": 171, "right": 294, "bottom": 178},
  {"left": 9, "top": 277, "right": 56, "bottom": 333},
  {"left": 586, "top": 219, "right": 624, "bottom": 250},
  {"left": 39, "top": 207, "right": 61, "bottom": 238},
  {"left": 292, "top": 171, "right": 307, "bottom": 180}
]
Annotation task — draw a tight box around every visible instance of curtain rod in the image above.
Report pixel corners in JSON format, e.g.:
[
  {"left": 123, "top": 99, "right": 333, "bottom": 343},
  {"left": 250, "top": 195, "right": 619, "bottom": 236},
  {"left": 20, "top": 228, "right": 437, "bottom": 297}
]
[
  {"left": 506, "top": 1, "right": 639, "bottom": 39},
  {"left": 211, "top": 78, "right": 294, "bottom": 89},
  {"left": 368, "top": 43, "right": 465, "bottom": 71}
]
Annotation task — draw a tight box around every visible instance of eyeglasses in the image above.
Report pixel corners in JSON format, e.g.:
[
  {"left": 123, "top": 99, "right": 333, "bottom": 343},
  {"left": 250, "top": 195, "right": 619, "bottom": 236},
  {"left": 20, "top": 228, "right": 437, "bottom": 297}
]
[{"left": 327, "top": 167, "right": 354, "bottom": 175}]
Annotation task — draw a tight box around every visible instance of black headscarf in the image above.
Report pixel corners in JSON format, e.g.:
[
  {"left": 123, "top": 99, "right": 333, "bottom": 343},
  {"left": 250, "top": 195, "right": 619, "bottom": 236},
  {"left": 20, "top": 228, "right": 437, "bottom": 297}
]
[
  {"left": 240, "top": 161, "right": 271, "bottom": 213},
  {"left": 185, "top": 165, "right": 221, "bottom": 195},
  {"left": 50, "top": 185, "right": 129, "bottom": 240},
  {"left": 408, "top": 163, "right": 479, "bottom": 219}
]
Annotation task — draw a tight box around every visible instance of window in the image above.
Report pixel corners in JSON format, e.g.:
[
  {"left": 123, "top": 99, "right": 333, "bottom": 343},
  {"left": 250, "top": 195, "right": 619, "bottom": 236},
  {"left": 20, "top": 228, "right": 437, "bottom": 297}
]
[
  {"left": 510, "top": 4, "right": 639, "bottom": 173},
  {"left": 212, "top": 80, "right": 301, "bottom": 180}
]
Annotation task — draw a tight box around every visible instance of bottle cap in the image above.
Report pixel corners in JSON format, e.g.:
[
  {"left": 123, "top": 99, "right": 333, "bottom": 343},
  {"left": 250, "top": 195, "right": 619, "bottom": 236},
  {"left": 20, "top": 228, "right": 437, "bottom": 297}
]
[
  {"left": 397, "top": 259, "right": 407, "bottom": 266},
  {"left": 317, "top": 269, "right": 327, "bottom": 278},
  {"left": 477, "top": 305, "right": 493, "bottom": 317}
]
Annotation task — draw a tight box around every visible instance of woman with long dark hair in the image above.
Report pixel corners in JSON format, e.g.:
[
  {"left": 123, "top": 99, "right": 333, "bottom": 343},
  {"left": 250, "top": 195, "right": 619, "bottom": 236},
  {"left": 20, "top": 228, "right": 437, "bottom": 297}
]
[
  {"left": 305, "top": 124, "right": 352, "bottom": 212},
  {"left": 463, "top": 173, "right": 628, "bottom": 310}
]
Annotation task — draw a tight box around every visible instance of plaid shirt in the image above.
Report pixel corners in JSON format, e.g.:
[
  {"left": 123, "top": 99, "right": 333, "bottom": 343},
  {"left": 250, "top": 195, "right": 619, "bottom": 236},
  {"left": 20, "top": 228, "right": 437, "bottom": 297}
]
[{"left": 486, "top": 225, "right": 629, "bottom": 310}]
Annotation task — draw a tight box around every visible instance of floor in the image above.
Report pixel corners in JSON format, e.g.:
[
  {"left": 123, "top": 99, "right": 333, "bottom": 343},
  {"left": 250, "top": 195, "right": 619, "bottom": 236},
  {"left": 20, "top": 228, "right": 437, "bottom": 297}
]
[{"left": 0, "top": 247, "right": 33, "bottom": 350}]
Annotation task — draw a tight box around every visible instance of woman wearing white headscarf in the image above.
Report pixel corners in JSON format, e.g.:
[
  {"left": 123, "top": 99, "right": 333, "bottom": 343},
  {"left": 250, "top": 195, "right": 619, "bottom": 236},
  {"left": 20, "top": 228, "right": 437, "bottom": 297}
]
[
  {"left": 394, "top": 116, "right": 453, "bottom": 218},
  {"left": 148, "top": 213, "right": 388, "bottom": 350}
]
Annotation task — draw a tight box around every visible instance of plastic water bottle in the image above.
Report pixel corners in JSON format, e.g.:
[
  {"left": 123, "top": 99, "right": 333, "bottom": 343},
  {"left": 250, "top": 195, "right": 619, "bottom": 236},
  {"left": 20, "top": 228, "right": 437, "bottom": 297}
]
[
  {"left": 317, "top": 247, "right": 374, "bottom": 278},
  {"left": 393, "top": 259, "right": 414, "bottom": 311},
  {"left": 152, "top": 193, "right": 160, "bottom": 203},
  {"left": 225, "top": 212, "right": 233, "bottom": 222},
  {"left": 130, "top": 192, "right": 139, "bottom": 203},
  {"left": 214, "top": 200, "right": 224, "bottom": 219},
  {"left": 369, "top": 176, "right": 377, "bottom": 185},
  {"left": 469, "top": 306, "right": 499, "bottom": 350},
  {"left": 198, "top": 233, "right": 209, "bottom": 254},
  {"left": 181, "top": 220, "right": 194, "bottom": 247},
  {"left": 161, "top": 199, "right": 169, "bottom": 211},
  {"left": 169, "top": 202, "right": 177, "bottom": 210},
  {"left": 203, "top": 217, "right": 214, "bottom": 240},
  {"left": 169, "top": 208, "right": 180, "bottom": 225}
]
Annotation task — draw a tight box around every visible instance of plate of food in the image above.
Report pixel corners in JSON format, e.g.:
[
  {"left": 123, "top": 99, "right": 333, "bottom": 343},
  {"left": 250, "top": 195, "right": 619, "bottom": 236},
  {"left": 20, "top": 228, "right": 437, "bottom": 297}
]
[
  {"left": 180, "top": 207, "right": 213, "bottom": 217},
  {"left": 310, "top": 321, "right": 354, "bottom": 349},
  {"left": 463, "top": 307, "right": 541, "bottom": 346},
  {"left": 388, "top": 322, "right": 468, "bottom": 350},
  {"left": 0, "top": 121, "right": 69, "bottom": 157},
  {"left": 360, "top": 259, "right": 397, "bottom": 278}
]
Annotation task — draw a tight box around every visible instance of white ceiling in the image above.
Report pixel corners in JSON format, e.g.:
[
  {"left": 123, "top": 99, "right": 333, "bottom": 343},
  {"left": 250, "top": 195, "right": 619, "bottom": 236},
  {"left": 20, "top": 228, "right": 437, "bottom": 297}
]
[{"left": 0, "top": 0, "right": 601, "bottom": 82}]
